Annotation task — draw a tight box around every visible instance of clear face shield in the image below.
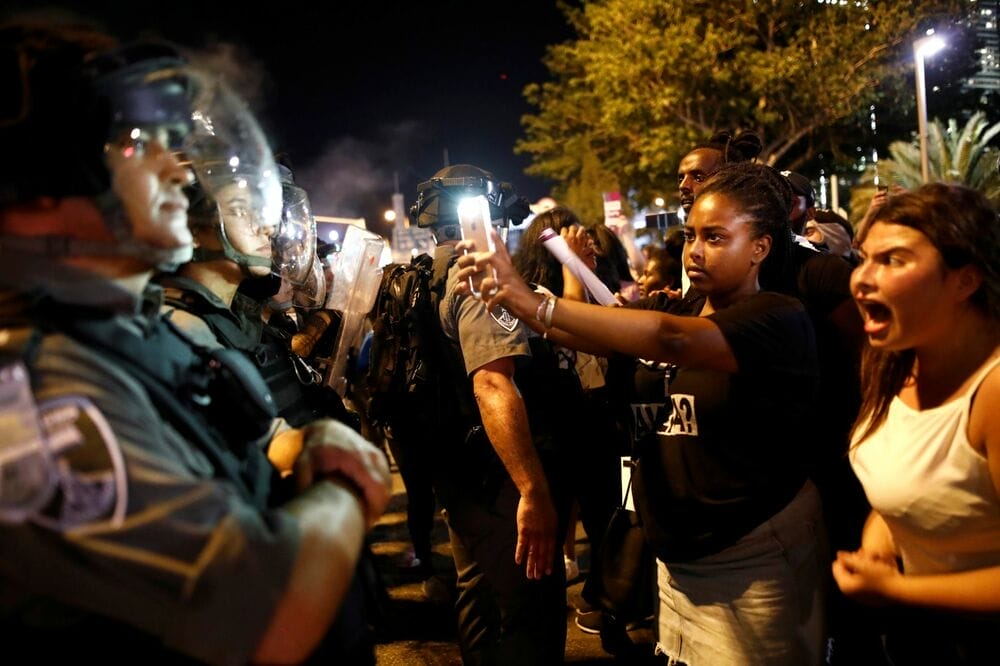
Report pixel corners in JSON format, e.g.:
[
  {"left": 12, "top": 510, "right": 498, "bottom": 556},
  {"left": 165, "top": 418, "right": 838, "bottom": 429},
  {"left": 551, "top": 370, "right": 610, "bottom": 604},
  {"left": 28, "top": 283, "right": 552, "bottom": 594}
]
[
  {"left": 291, "top": 252, "right": 328, "bottom": 311},
  {"left": 95, "top": 56, "right": 280, "bottom": 271},
  {"left": 273, "top": 181, "right": 318, "bottom": 285},
  {"left": 96, "top": 58, "right": 198, "bottom": 269},
  {"left": 201, "top": 175, "right": 279, "bottom": 272},
  {"left": 184, "top": 75, "right": 282, "bottom": 265},
  {"left": 266, "top": 257, "right": 327, "bottom": 316}
]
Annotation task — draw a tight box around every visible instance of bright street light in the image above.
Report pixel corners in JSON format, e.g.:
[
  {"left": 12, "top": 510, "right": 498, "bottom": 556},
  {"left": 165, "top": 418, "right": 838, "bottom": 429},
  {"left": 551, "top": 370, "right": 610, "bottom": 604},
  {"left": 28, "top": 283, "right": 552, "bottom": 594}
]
[
  {"left": 384, "top": 209, "right": 397, "bottom": 223},
  {"left": 913, "top": 32, "right": 946, "bottom": 183}
]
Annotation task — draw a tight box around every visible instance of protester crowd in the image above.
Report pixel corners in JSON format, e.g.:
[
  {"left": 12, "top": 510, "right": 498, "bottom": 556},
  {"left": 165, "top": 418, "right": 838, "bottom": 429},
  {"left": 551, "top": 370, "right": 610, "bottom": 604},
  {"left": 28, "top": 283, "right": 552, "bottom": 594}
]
[{"left": 0, "top": 14, "right": 997, "bottom": 666}]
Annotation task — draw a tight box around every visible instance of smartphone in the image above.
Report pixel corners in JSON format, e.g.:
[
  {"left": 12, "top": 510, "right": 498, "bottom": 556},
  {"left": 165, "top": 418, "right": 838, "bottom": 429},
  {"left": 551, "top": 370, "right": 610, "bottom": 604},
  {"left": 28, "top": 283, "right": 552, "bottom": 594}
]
[{"left": 457, "top": 195, "right": 496, "bottom": 298}]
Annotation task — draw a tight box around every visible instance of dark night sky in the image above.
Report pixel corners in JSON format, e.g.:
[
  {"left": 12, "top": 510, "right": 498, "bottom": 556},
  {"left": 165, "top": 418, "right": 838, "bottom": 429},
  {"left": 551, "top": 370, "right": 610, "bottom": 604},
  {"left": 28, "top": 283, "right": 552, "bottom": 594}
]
[{"left": 8, "top": 1, "right": 575, "bottom": 232}]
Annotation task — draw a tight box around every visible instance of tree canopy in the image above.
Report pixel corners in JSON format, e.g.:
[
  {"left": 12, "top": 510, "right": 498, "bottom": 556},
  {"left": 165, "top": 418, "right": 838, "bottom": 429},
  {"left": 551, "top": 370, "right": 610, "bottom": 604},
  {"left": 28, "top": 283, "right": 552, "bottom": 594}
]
[
  {"left": 848, "top": 112, "right": 1000, "bottom": 226},
  {"left": 518, "top": 0, "right": 965, "bottom": 210}
]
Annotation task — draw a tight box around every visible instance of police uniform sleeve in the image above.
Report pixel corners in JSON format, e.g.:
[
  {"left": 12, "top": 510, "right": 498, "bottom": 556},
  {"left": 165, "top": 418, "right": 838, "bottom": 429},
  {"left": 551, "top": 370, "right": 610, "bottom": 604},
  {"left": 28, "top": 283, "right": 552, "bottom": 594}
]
[
  {"left": 448, "top": 272, "right": 530, "bottom": 375},
  {"left": 0, "top": 334, "right": 299, "bottom": 665}
]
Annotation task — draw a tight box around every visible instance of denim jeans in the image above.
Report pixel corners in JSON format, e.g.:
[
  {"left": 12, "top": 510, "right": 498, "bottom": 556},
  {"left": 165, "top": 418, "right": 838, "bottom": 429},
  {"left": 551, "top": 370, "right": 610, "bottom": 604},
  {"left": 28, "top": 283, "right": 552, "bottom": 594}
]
[{"left": 655, "top": 481, "right": 828, "bottom": 666}]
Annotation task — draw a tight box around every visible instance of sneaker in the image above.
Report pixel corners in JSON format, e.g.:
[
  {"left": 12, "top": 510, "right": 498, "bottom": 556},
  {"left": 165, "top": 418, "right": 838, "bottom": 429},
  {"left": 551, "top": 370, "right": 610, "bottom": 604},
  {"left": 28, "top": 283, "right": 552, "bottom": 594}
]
[
  {"left": 575, "top": 609, "right": 603, "bottom": 635},
  {"left": 402, "top": 552, "right": 423, "bottom": 569},
  {"left": 564, "top": 556, "right": 580, "bottom": 582}
]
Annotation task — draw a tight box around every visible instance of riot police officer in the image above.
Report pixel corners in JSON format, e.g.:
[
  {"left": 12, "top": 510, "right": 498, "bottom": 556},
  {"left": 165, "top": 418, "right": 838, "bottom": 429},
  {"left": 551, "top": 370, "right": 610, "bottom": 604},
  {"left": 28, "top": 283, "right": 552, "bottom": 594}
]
[
  {"left": 0, "top": 18, "right": 390, "bottom": 664},
  {"left": 407, "top": 164, "right": 570, "bottom": 665}
]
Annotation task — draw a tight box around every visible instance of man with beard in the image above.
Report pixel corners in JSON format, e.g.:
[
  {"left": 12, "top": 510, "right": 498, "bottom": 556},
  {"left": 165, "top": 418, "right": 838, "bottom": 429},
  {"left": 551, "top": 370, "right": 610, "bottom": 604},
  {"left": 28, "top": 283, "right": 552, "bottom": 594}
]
[{"left": 676, "top": 131, "right": 762, "bottom": 216}]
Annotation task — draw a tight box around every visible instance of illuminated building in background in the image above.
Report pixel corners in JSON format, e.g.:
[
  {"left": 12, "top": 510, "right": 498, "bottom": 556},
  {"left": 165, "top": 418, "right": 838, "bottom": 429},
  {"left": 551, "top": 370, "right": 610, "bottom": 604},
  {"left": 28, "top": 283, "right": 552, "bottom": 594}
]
[{"left": 967, "top": 0, "right": 1000, "bottom": 94}]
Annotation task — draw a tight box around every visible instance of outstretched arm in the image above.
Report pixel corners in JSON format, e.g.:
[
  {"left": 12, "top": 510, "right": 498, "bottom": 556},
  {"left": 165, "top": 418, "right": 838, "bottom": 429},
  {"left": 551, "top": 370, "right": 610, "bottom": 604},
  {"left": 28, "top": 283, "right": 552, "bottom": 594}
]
[{"left": 459, "top": 233, "right": 737, "bottom": 372}]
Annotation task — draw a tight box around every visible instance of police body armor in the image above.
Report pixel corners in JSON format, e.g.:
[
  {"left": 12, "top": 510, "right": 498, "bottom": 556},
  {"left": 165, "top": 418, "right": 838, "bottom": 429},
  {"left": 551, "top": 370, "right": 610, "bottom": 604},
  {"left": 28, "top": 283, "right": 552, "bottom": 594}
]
[
  {"left": 160, "top": 277, "right": 345, "bottom": 429},
  {"left": 12, "top": 294, "right": 278, "bottom": 508}
]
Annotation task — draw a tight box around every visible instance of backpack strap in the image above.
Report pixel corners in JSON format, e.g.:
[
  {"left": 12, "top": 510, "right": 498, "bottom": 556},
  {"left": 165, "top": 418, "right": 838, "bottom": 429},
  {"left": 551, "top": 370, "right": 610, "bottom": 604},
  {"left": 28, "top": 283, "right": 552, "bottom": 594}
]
[
  {"left": 162, "top": 284, "right": 255, "bottom": 351},
  {"left": 429, "top": 249, "right": 453, "bottom": 294},
  {"left": 425, "top": 249, "right": 485, "bottom": 439}
]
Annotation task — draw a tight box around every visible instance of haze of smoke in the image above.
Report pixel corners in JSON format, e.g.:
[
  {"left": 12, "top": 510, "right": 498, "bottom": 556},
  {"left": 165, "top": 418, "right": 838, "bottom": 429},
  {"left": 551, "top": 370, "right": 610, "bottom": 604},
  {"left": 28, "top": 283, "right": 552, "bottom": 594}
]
[
  {"left": 183, "top": 41, "right": 270, "bottom": 108},
  {"left": 298, "top": 137, "right": 384, "bottom": 218},
  {"left": 297, "top": 120, "right": 427, "bottom": 221}
]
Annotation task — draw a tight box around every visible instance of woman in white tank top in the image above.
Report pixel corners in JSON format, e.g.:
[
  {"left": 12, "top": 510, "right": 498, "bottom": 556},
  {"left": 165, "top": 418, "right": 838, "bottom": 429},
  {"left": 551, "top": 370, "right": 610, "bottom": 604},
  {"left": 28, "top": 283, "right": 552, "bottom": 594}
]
[{"left": 833, "top": 183, "right": 1000, "bottom": 664}]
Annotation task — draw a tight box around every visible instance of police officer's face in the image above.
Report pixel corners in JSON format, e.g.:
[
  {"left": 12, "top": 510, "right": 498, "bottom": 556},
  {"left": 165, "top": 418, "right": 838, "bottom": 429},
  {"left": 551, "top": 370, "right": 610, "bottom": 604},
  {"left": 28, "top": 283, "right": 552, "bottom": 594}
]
[
  {"left": 105, "top": 124, "right": 193, "bottom": 249},
  {"left": 217, "top": 182, "right": 276, "bottom": 277}
]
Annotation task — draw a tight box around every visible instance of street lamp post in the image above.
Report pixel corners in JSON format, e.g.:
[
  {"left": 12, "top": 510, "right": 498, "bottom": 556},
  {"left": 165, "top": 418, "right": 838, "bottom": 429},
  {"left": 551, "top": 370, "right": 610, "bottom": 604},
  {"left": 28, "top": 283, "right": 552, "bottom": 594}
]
[{"left": 913, "top": 33, "right": 945, "bottom": 184}]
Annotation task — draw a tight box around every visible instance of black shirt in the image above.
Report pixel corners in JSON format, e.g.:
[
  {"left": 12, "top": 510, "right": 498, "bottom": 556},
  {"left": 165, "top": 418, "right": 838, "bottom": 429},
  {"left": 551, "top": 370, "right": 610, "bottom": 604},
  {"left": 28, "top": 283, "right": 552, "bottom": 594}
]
[{"left": 630, "top": 291, "right": 820, "bottom": 562}]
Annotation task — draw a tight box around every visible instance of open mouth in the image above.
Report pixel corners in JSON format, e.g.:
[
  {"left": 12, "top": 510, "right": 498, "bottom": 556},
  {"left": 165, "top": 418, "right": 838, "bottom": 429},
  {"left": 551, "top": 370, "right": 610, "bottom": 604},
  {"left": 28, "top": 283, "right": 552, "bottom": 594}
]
[{"left": 857, "top": 299, "right": 891, "bottom": 335}]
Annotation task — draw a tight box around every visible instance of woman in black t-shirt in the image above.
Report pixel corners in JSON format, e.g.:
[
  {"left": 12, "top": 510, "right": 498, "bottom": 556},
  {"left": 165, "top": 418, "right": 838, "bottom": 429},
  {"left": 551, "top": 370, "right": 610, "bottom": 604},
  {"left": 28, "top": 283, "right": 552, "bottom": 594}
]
[{"left": 457, "top": 162, "right": 826, "bottom": 665}]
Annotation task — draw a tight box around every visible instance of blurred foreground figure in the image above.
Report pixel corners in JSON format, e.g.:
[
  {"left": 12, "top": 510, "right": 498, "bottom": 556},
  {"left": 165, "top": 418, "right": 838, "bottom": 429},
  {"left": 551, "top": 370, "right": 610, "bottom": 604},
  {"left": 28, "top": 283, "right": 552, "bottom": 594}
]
[{"left": 0, "top": 19, "right": 389, "bottom": 664}]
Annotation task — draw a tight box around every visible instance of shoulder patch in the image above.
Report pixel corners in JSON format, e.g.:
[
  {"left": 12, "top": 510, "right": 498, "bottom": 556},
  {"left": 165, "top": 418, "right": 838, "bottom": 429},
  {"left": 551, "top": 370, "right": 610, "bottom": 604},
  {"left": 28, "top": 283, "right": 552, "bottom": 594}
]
[
  {"left": 0, "top": 360, "right": 56, "bottom": 523},
  {"left": 490, "top": 305, "right": 520, "bottom": 332},
  {"left": 31, "top": 396, "right": 128, "bottom": 532}
]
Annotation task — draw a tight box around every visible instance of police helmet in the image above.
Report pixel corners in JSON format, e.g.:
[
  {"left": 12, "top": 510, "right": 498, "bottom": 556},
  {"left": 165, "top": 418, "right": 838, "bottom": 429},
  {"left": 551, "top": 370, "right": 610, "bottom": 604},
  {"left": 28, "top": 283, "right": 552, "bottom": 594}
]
[
  {"left": 0, "top": 21, "right": 280, "bottom": 271},
  {"left": 409, "top": 164, "right": 531, "bottom": 238}
]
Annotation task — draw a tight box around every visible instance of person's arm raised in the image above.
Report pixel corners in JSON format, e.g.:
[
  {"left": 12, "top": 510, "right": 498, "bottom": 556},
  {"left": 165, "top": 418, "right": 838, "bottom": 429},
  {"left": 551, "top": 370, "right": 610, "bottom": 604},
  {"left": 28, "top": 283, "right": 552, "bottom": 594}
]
[{"left": 457, "top": 233, "right": 737, "bottom": 373}]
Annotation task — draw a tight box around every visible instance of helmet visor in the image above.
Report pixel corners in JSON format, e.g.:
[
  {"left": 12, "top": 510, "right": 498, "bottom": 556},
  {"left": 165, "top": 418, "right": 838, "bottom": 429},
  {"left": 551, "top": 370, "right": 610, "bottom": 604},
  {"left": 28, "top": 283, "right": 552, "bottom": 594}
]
[
  {"left": 292, "top": 253, "right": 328, "bottom": 310},
  {"left": 184, "top": 76, "right": 282, "bottom": 241},
  {"left": 273, "top": 182, "right": 317, "bottom": 285}
]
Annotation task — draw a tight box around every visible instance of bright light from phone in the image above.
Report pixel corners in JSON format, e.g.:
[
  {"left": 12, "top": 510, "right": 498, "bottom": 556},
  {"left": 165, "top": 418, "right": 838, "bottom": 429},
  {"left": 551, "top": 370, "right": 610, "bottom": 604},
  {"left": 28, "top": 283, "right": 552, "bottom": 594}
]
[{"left": 457, "top": 197, "right": 483, "bottom": 220}]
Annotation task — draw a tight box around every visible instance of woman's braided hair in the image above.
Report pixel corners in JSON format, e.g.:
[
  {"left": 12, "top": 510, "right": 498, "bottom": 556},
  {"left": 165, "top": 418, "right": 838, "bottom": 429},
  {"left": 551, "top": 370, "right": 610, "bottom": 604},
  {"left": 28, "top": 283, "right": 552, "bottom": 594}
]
[{"left": 696, "top": 161, "right": 794, "bottom": 288}]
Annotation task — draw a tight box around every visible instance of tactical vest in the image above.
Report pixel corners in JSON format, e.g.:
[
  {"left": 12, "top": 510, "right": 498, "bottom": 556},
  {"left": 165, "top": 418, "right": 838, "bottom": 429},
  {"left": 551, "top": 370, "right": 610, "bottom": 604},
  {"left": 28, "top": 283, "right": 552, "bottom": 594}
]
[
  {"left": 3, "top": 296, "right": 277, "bottom": 511},
  {"left": 161, "top": 281, "right": 340, "bottom": 428}
]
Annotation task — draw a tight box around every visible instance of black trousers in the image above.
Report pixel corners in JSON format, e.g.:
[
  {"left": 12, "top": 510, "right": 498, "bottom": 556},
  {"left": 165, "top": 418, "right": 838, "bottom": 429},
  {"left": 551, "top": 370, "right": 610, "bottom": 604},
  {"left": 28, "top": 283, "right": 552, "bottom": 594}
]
[{"left": 443, "top": 470, "right": 570, "bottom": 666}]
